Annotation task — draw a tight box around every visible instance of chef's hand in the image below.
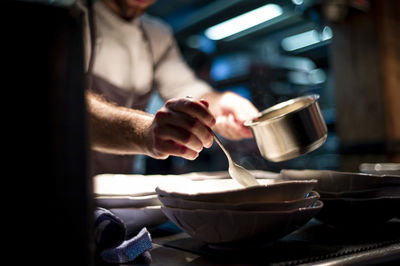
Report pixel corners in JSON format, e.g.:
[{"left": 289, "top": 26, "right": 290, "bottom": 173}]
[
  {"left": 203, "top": 91, "right": 259, "bottom": 140},
  {"left": 146, "top": 97, "right": 215, "bottom": 160}
]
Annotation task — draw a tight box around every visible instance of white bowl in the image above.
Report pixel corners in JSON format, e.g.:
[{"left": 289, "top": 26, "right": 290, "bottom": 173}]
[
  {"left": 158, "top": 191, "right": 320, "bottom": 211},
  {"left": 155, "top": 178, "right": 317, "bottom": 203},
  {"left": 161, "top": 200, "right": 323, "bottom": 244},
  {"left": 280, "top": 169, "right": 400, "bottom": 193}
]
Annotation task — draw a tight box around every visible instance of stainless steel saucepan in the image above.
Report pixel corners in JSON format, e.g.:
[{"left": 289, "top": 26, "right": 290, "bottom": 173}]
[{"left": 244, "top": 94, "right": 327, "bottom": 162}]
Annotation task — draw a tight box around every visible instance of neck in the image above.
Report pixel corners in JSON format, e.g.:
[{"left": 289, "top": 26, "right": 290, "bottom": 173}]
[{"left": 101, "top": 0, "right": 143, "bottom": 21}]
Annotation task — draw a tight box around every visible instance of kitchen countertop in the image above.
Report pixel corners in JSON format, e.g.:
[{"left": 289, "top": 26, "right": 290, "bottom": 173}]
[
  {"left": 93, "top": 170, "right": 400, "bottom": 265},
  {"left": 146, "top": 218, "right": 400, "bottom": 265}
]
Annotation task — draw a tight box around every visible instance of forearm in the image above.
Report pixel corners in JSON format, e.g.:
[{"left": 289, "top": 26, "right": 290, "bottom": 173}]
[{"left": 86, "top": 91, "right": 153, "bottom": 155}]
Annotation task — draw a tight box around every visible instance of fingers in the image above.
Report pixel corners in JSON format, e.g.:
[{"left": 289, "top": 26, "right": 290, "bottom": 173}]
[
  {"left": 214, "top": 114, "right": 254, "bottom": 140},
  {"left": 210, "top": 91, "right": 258, "bottom": 140},
  {"left": 165, "top": 98, "right": 216, "bottom": 128},
  {"left": 150, "top": 98, "right": 216, "bottom": 160},
  {"left": 154, "top": 122, "right": 203, "bottom": 152},
  {"left": 199, "top": 99, "right": 209, "bottom": 108},
  {"left": 153, "top": 139, "right": 199, "bottom": 160},
  {"left": 219, "top": 92, "right": 259, "bottom": 121},
  {"left": 154, "top": 110, "right": 213, "bottom": 149}
]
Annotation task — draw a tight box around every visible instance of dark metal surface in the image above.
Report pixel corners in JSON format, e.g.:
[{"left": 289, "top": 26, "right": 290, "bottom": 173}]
[{"left": 150, "top": 218, "right": 400, "bottom": 265}]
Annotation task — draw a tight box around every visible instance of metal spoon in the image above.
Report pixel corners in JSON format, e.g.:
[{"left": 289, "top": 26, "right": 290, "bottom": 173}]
[{"left": 211, "top": 131, "right": 260, "bottom": 187}]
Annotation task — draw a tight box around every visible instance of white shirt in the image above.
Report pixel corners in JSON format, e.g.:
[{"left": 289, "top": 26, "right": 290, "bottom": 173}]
[{"left": 86, "top": 1, "right": 212, "bottom": 104}]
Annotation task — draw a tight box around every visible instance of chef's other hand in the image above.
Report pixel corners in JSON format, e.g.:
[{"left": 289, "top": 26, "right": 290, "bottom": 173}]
[
  {"left": 147, "top": 97, "right": 215, "bottom": 160},
  {"left": 204, "top": 91, "right": 259, "bottom": 140}
]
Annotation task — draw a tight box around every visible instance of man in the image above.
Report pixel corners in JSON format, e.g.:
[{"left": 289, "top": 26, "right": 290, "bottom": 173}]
[{"left": 86, "top": 0, "right": 259, "bottom": 173}]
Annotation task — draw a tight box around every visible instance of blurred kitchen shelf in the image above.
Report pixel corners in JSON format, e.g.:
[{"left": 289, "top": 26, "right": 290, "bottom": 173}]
[
  {"left": 281, "top": 40, "right": 332, "bottom": 68},
  {"left": 213, "top": 74, "right": 249, "bottom": 89},
  {"left": 170, "top": 0, "right": 296, "bottom": 37}
]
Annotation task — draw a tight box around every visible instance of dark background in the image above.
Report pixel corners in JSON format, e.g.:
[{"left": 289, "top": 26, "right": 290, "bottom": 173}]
[
  {"left": 2, "top": 1, "right": 398, "bottom": 265},
  {"left": 143, "top": 0, "right": 399, "bottom": 175}
]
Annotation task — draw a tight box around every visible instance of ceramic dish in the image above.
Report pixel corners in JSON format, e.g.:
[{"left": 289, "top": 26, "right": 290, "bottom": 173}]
[
  {"left": 181, "top": 170, "right": 281, "bottom": 180},
  {"left": 95, "top": 194, "right": 162, "bottom": 209},
  {"left": 318, "top": 186, "right": 400, "bottom": 199},
  {"left": 359, "top": 163, "right": 400, "bottom": 175},
  {"left": 158, "top": 191, "right": 320, "bottom": 211},
  {"left": 280, "top": 169, "right": 400, "bottom": 193},
  {"left": 156, "top": 178, "right": 317, "bottom": 203},
  {"left": 315, "top": 196, "right": 400, "bottom": 227},
  {"left": 93, "top": 174, "right": 189, "bottom": 196},
  {"left": 161, "top": 200, "right": 323, "bottom": 244},
  {"left": 93, "top": 171, "right": 280, "bottom": 197}
]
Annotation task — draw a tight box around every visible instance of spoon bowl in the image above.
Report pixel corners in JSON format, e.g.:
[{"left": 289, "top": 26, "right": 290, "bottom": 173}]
[{"left": 212, "top": 131, "right": 259, "bottom": 187}]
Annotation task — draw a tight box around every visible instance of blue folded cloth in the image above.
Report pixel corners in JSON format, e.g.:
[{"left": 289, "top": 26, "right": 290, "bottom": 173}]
[
  {"left": 94, "top": 207, "right": 153, "bottom": 264},
  {"left": 100, "top": 227, "right": 153, "bottom": 264},
  {"left": 94, "top": 207, "right": 127, "bottom": 250}
]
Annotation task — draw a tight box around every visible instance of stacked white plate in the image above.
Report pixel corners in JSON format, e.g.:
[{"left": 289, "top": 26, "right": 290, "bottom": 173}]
[
  {"left": 280, "top": 169, "right": 400, "bottom": 227},
  {"left": 91, "top": 171, "right": 279, "bottom": 235},
  {"left": 156, "top": 178, "right": 322, "bottom": 244},
  {"left": 93, "top": 174, "right": 177, "bottom": 235}
]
